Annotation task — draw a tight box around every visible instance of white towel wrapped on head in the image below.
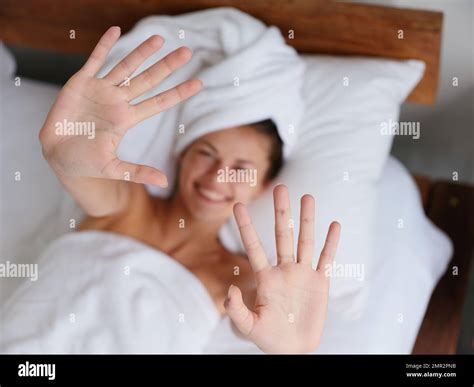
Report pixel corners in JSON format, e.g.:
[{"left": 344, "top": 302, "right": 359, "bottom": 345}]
[
  {"left": 174, "top": 14, "right": 305, "bottom": 159},
  {"left": 97, "top": 7, "right": 304, "bottom": 194}
]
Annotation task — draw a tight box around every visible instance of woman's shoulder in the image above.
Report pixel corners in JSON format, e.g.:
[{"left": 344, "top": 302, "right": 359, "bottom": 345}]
[{"left": 78, "top": 183, "right": 154, "bottom": 231}]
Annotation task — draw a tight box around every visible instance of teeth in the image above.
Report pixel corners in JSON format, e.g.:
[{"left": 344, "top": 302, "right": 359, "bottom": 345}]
[{"left": 197, "top": 186, "right": 226, "bottom": 202}]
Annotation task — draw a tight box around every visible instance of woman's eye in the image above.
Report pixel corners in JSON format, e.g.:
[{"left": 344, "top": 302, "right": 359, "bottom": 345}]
[{"left": 198, "top": 149, "right": 213, "bottom": 157}]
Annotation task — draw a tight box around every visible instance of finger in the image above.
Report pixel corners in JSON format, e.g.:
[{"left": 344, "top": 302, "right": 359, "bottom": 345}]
[
  {"left": 316, "top": 221, "right": 341, "bottom": 272},
  {"left": 81, "top": 26, "right": 121, "bottom": 76},
  {"left": 225, "top": 284, "right": 255, "bottom": 337},
  {"left": 132, "top": 78, "right": 202, "bottom": 124},
  {"left": 101, "top": 158, "right": 168, "bottom": 188},
  {"left": 126, "top": 46, "right": 193, "bottom": 101},
  {"left": 273, "top": 184, "right": 295, "bottom": 264},
  {"left": 297, "top": 194, "right": 315, "bottom": 264},
  {"left": 233, "top": 202, "right": 270, "bottom": 273},
  {"left": 104, "top": 35, "right": 164, "bottom": 86}
]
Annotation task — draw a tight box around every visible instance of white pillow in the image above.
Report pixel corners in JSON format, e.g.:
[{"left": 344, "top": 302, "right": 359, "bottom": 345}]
[
  {"left": 317, "top": 156, "right": 452, "bottom": 354},
  {"left": 220, "top": 56, "right": 425, "bottom": 319},
  {"left": 0, "top": 67, "right": 63, "bottom": 267},
  {"left": 0, "top": 46, "right": 67, "bottom": 301}
]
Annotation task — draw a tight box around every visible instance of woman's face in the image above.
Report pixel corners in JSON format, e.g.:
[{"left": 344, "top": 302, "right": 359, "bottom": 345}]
[{"left": 177, "top": 125, "right": 273, "bottom": 223}]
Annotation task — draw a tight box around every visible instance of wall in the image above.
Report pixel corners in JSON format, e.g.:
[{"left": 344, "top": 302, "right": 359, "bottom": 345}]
[{"left": 345, "top": 0, "right": 474, "bottom": 183}]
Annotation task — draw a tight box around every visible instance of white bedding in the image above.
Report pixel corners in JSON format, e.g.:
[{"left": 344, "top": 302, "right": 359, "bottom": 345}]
[
  {"left": 0, "top": 46, "right": 451, "bottom": 353},
  {"left": 1, "top": 231, "right": 220, "bottom": 353},
  {"left": 0, "top": 131, "right": 451, "bottom": 354}
]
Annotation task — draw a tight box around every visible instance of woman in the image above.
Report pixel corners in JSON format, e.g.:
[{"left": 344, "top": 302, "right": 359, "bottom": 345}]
[{"left": 39, "top": 26, "right": 341, "bottom": 354}]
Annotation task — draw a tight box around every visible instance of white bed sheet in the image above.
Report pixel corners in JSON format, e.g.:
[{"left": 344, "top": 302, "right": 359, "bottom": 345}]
[{"left": 0, "top": 74, "right": 451, "bottom": 353}]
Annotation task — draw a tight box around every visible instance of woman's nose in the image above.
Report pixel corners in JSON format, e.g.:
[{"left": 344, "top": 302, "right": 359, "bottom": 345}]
[
  {"left": 206, "top": 159, "right": 229, "bottom": 182},
  {"left": 206, "top": 159, "right": 221, "bottom": 174}
]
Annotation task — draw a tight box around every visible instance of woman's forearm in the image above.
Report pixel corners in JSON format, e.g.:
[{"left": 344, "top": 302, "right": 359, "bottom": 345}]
[{"left": 53, "top": 171, "right": 131, "bottom": 218}]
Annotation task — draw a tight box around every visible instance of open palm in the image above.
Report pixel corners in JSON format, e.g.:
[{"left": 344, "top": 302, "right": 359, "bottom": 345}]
[
  {"left": 40, "top": 26, "right": 201, "bottom": 187},
  {"left": 226, "top": 185, "right": 341, "bottom": 354}
]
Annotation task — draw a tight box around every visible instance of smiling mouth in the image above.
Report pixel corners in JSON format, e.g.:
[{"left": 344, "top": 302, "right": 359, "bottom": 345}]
[{"left": 194, "top": 183, "right": 231, "bottom": 204}]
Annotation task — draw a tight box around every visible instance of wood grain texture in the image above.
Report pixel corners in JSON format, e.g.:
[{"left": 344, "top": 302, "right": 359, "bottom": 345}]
[
  {"left": 0, "top": 0, "right": 442, "bottom": 104},
  {"left": 414, "top": 175, "right": 432, "bottom": 209},
  {"left": 412, "top": 181, "right": 474, "bottom": 354}
]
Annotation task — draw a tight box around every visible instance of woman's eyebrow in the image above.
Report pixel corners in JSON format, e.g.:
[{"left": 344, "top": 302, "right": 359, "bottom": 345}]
[
  {"left": 200, "top": 140, "right": 218, "bottom": 153},
  {"left": 200, "top": 140, "right": 255, "bottom": 165},
  {"left": 235, "top": 159, "right": 255, "bottom": 166}
]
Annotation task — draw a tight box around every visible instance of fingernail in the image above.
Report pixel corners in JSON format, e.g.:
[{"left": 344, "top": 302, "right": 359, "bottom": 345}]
[{"left": 228, "top": 284, "right": 235, "bottom": 297}]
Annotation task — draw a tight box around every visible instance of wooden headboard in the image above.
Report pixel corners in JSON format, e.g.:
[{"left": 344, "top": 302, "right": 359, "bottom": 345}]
[{"left": 0, "top": 0, "right": 443, "bottom": 104}]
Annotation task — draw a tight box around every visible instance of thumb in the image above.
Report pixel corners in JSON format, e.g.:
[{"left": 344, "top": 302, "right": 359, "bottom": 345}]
[
  {"left": 225, "top": 284, "right": 255, "bottom": 336},
  {"left": 102, "top": 158, "right": 168, "bottom": 187}
]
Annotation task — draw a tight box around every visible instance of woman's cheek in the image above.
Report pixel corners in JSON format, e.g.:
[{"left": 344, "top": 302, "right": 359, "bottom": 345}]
[{"left": 184, "top": 154, "right": 213, "bottom": 179}]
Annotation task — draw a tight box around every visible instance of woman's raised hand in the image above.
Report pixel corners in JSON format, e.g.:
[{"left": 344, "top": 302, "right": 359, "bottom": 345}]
[
  {"left": 226, "top": 184, "right": 341, "bottom": 354},
  {"left": 39, "top": 26, "right": 201, "bottom": 187}
]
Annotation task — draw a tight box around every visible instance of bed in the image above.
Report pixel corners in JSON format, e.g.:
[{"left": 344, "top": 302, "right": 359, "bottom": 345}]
[{"left": 0, "top": 0, "right": 472, "bottom": 354}]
